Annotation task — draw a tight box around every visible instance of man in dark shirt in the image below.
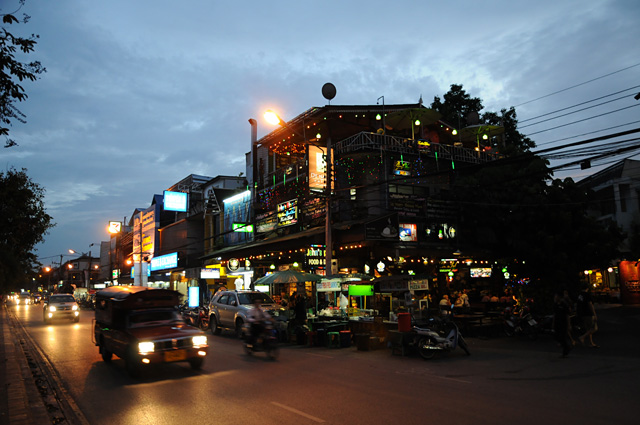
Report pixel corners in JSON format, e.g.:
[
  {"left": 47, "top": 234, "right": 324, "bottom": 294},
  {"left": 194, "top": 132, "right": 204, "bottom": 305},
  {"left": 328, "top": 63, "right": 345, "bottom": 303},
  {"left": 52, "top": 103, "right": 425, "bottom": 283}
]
[{"left": 553, "top": 291, "right": 572, "bottom": 357}]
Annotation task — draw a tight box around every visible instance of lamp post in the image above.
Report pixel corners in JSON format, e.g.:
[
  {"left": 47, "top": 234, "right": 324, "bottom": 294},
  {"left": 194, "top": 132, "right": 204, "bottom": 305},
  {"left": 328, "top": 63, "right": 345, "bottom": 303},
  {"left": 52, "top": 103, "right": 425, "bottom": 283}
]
[
  {"left": 264, "top": 109, "right": 333, "bottom": 276},
  {"left": 68, "top": 243, "right": 96, "bottom": 288}
]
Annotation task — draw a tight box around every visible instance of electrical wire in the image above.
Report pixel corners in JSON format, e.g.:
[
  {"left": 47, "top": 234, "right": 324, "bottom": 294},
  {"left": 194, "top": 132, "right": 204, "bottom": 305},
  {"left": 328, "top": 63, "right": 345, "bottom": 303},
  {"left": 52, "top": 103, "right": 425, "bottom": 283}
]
[{"left": 514, "top": 62, "right": 640, "bottom": 107}]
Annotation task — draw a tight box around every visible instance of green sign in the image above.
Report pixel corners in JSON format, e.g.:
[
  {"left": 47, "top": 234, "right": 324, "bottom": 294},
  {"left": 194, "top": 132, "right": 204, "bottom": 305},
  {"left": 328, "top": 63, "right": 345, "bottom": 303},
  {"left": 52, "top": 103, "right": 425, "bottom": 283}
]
[
  {"left": 348, "top": 285, "right": 374, "bottom": 296},
  {"left": 232, "top": 223, "right": 254, "bottom": 233}
]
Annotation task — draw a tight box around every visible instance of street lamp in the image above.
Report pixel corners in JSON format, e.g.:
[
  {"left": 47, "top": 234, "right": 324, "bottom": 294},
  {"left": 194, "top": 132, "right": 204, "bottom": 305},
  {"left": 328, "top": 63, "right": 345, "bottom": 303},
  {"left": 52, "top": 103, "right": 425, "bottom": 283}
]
[
  {"left": 264, "top": 109, "right": 333, "bottom": 276},
  {"left": 68, "top": 243, "right": 96, "bottom": 288}
]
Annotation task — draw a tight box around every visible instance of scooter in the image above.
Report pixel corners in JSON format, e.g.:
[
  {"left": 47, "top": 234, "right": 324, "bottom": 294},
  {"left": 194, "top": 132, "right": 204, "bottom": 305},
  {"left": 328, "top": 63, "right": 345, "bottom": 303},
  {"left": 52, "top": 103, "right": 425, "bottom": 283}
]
[
  {"left": 243, "top": 321, "right": 279, "bottom": 360},
  {"left": 503, "top": 306, "right": 539, "bottom": 340},
  {"left": 412, "top": 319, "right": 471, "bottom": 360}
]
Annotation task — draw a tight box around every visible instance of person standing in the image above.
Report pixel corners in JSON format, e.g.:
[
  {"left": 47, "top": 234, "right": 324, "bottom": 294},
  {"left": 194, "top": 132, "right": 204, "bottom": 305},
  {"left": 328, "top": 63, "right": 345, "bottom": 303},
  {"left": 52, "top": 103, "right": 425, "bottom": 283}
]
[
  {"left": 577, "top": 284, "right": 599, "bottom": 348},
  {"left": 553, "top": 291, "right": 572, "bottom": 357}
]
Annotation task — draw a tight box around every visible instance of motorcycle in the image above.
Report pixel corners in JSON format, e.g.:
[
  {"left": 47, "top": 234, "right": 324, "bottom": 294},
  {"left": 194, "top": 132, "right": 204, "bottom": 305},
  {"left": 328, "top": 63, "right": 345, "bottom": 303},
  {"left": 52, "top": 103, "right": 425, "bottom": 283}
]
[
  {"left": 503, "top": 306, "right": 540, "bottom": 340},
  {"left": 243, "top": 320, "right": 279, "bottom": 360},
  {"left": 183, "top": 306, "right": 210, "bottom": 331},
  {"left": 412, "top": 318, "right": 471, "bottom": 360}
]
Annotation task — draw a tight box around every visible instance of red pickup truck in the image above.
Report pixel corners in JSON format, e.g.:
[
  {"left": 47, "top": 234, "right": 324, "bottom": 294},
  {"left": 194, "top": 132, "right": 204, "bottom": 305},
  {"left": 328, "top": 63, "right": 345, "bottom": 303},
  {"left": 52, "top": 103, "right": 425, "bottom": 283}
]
[{"left": 93, "top": 286, "right": 208, "bottom": 377}]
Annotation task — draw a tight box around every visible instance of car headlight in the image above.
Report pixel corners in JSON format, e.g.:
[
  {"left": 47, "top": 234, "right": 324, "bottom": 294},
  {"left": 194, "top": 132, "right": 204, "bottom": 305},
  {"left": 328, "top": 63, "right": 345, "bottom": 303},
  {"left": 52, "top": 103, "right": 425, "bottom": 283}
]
[
  {"left": 138, "top": 341, "right": 155, "bottom": 355},
  {"left": 192, "top": 335, "right": 208, "bottom": 348},
  {"left": 49, "top": 306, "right": 57, "bottom": 312},
  {"left": 72, "top": 305, "right": 78, "bottom": 311}
]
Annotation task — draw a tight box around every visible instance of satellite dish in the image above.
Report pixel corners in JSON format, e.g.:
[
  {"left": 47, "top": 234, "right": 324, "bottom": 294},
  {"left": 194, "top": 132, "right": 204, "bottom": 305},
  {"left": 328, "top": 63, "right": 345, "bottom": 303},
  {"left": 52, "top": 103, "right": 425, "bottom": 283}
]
[{"left": 322, "top": 83, "right": 337, "bottom": 103}]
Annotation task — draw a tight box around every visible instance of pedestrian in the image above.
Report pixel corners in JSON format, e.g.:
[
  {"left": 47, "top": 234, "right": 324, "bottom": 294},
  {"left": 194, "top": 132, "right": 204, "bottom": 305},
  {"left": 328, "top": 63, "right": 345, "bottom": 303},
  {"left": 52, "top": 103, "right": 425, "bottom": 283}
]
[
  {"left": 577, "top": 284, "right": 599, "bottom": 348},
  {"left": 562, "top": 289, "right": 576, "bottom": 346},
  {"left": 553, "top": 291, "right": 572, "bottom": 358}
]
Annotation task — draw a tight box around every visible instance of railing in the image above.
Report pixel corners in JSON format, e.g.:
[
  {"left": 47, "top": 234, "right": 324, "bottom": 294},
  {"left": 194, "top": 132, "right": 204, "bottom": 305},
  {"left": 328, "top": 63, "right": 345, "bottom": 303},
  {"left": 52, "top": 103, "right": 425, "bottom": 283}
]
[{"left": 335, "top": 132, "right": 502, "bottom": 164}]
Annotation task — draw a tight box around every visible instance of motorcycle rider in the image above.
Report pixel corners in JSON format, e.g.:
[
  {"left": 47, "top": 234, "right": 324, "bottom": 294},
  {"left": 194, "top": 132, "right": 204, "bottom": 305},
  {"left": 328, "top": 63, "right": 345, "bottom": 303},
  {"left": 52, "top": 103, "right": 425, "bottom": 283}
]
[{"left": 247, "top": 297, "right": 272, "bottom": 349}]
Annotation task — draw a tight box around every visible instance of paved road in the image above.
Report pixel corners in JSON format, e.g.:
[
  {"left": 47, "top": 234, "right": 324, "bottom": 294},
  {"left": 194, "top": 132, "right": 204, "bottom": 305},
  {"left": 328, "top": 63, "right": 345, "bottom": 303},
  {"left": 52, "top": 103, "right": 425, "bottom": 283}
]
[{"left": 2, "top": 302, "right": 640, "bottom": 425}]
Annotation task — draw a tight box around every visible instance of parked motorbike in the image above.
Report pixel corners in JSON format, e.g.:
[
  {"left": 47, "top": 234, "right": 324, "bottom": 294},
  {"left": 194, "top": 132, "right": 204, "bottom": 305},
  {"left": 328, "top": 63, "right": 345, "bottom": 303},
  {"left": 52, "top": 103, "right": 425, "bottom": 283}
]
[
  {"left": 183, "top": 306, "right": 210, "bottom": 331},
  {"left": 503, "top": 306, "right": 539, "bottom": 340},
  {"left": 412, "top": 318, "right": 471, "bottom": 360},
  {"left": 243, "top": 320, "right": 279, "bottom": 360}
]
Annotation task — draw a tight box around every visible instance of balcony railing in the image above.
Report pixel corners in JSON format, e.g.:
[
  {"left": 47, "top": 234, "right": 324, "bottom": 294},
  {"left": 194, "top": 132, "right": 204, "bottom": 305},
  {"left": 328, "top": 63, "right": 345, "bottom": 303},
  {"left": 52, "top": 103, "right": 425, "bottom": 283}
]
[{"left": 335, "top": 132, "right": 502, "bottom": 164}]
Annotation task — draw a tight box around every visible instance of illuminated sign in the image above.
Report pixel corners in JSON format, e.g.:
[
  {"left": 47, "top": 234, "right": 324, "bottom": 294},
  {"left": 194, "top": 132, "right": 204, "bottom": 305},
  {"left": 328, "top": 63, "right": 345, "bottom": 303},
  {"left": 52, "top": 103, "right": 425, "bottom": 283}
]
[
  {"left": 393, "top": 160, "right": 411, "bottom": 176},
  {"left": 470, "top": 268, "right": 492, "bottom": 278},
  {"left": 309, "top": 145, "right": 327, "bottom": 192},
  {"left": 306, "top": 244, "right": 325, "bottom": 267},
  {"left": 200, "top": 268, "right": 221, "bottom": 279},
  {"left": 150, "top": 252, "right": 178, "bottom": 271},
  {"left": 108, "top": 221, "right": 122, "bottom": 234},
  {"left": 188, "top": 286, "right": 200, "bottom": 308},
  {"left": 348, "top": 285, "right": 374, "bottom": 296},
  {"left": 277, "top": 199, "right": 298, "bottom": 227},
  {"left": 399, "top": 223, "right": 417, "bottom": 242},
  {"left": 163, "top": 191, "right": 188, "bottom": 212},
  {"left": 232, "top": 223, "right": 254, "bottom": 233}
]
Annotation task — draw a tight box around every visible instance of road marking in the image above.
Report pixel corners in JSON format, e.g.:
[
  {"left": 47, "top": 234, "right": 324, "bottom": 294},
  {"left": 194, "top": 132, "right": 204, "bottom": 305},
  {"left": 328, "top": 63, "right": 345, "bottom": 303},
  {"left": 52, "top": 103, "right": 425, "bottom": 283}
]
[
  {"left": 271, "top": 402, "right": 326, "bottom": 423},
  {"left": 433, "top": 375, "right": 472, "bottom": 384},
  {"left": 306, "top": 352, "right": 334, "bottom": 358}
]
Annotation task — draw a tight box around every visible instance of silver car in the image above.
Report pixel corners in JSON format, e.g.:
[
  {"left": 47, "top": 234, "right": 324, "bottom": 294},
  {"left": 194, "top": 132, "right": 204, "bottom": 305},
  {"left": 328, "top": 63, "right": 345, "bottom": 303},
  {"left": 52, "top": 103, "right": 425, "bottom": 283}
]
[
  {"left": 208, "top": 291, "right": 278, "bottom": 337},
  {"left": 43, "top": 294, "right": 80, "bottom": 323}
]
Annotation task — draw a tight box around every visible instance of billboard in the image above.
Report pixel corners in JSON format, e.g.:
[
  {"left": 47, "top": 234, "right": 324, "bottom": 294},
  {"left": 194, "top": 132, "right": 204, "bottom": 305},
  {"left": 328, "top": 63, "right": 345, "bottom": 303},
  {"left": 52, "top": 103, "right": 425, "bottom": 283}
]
[
  {"left": 163, "top": 191, "right": 188, "bottom": 212},
  {"left": 223, "top": 191, "right": 252, "bottom": 245}
]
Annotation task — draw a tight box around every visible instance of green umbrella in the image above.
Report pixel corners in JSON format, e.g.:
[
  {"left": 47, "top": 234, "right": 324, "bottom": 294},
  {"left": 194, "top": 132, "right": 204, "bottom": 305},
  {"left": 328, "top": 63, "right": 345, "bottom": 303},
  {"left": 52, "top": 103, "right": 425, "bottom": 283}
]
[
  {"left": 456, "top": 124, "right": 504, "bottom": 145},
  {"left": 253, "top": 270, "right": 322, "bottom": 285},
  {"left": 384, "top": 108, "right": 442, "bottom": 139}
]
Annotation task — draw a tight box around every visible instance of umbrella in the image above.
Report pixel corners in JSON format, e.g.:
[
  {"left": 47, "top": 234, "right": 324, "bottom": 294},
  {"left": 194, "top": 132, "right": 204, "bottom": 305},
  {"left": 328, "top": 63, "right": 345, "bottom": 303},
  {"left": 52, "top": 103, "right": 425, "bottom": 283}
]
[
  {"left": 253, "top": 270, "right": 322, "bottom": 285},
  {"left": 384, "top": 108, "right": 442, "bottom": 139},
  {"left": 455, "top": 124, "right": 504, "bottom": 145}
]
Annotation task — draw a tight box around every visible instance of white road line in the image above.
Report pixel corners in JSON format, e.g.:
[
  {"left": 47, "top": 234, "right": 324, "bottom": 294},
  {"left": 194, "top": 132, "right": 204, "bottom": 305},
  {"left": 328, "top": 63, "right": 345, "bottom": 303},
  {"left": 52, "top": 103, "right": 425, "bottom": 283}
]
[
  {"left": 271, "top": 402, "right": 326, "bottom": 423},
  {"left": 433, "top": 375, "right": 473, "bottom": 384},
  {"left": 306, "top": 352, "right": 334, "bottom": 358}
]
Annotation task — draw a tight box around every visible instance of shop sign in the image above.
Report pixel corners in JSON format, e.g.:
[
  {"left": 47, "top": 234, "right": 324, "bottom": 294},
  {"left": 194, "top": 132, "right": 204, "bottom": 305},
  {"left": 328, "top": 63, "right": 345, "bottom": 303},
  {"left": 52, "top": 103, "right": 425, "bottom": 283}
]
[
  {"left": 277, "top": 199, "right": 298, "bottom": 227},
  {"left": 256, "top": 212, "right": 277, "bottom": 233},
  {"left": 306, "top": 244, "right": 325, "bottom": 267},
  {"left": 393, "top": 160, "right": 411, "bottom": 176},
  {"left": 365, "top": 213, "right": 399, "bottom": 241},
  {"left": 150, "top": 252, "right": 178, "bottom": 271},
  {"left": 408, "top": 279, "right": 429, "bottom": 291},
  {"left": 317, "top": 281, "right": 341, "bottom": 292},
  {"left": 378, "top": 280, "right": 409, "bottom": 292},
  {"left": 200, "top": 268, "right": 221, "bottom": 279},
  {"left": 399, "top": 223, "right": 418, "bottom": 242}
]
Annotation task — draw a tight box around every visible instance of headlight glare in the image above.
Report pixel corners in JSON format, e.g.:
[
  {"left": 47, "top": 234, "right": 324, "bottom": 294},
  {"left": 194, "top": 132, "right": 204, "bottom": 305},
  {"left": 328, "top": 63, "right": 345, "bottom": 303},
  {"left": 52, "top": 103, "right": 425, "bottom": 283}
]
[
  {"left": 49, "top": 306, "right": 57, "bottom": 312},
  {"left": 138, "top": 341, "right": 154, "bottom": 354},
  {"left": 72, "top": 305, "right": 78, "bottom": 311},
  {"left": 192, "top": 335, "right": 208, "bottom": 348}
]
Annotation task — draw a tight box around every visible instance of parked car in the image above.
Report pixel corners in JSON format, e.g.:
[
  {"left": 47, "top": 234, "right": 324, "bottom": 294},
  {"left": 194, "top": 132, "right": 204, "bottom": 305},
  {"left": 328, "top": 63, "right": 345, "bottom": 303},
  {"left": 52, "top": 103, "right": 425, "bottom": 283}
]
[
  {"left": 93, "top": 286, "right": 208, "bottom": 377},
  {"left": 208, "top": 290, "right": 280, "bottom": 337},
  {"left": 43, "top": 294, "right": 80, "bottom": 323}
]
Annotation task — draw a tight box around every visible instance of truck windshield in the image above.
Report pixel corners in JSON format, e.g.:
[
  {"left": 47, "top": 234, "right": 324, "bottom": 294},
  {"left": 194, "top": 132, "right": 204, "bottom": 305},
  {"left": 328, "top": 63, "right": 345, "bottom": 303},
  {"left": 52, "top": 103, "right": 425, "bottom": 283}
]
[{"left": 128, "top": 310, "right": 182, "bottom": 327}]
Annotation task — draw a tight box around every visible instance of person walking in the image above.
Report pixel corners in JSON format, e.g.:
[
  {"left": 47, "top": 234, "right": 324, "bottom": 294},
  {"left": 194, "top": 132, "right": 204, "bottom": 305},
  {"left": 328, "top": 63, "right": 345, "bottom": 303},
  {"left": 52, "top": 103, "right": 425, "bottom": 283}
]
[
  {"left": 553, "top": 291, "right": 573, "bottom": 358},
  {"left": 577, "top": 284, "right": 599, "bottom": 348}
]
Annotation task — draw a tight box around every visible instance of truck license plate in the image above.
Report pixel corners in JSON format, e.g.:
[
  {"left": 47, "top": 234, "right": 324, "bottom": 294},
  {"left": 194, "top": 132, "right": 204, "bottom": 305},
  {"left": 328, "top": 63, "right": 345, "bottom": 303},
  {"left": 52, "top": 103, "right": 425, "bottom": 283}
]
[{"left": 164, "top": 350, "right": 187, "bottom": 362}]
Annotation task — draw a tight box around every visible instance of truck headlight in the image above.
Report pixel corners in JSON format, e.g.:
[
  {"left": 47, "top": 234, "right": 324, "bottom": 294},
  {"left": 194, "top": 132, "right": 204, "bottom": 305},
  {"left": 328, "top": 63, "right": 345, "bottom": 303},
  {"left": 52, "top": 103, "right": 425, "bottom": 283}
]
[
  {"left": 192, "top": 335, "right": 208, "bottom": 348},
  {"left": 49, "top": 306, "right": 57, "bottom": 312},
  {"left": 138, "top": 342, "right": 155, "bottom": 355}
]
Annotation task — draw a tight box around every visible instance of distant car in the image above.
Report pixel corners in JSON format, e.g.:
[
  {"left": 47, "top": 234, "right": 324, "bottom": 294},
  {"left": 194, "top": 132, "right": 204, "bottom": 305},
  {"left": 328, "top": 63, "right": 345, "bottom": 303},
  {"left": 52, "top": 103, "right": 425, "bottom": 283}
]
[
  {"left": 17, "top": 292, "right": 32, "bottom": 305},
  {"left": 43, "top": 294, "right": 80, "bottom": 323},
  {"left": 208, "top": 290, "right": 279, "bottom": 337}
]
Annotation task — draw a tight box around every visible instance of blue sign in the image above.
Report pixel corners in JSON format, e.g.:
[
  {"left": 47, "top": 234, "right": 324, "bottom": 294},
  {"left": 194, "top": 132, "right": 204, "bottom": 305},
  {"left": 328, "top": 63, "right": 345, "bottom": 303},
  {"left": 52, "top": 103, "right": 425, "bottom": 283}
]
[
  {"left": 150, "top": 252, "right": 178, "bottom": 271},
  {"left": 163, "top": 191, "right": 188, "bottom": 212},
  {"left": 188, "top": 286, "right": 200, "bottom": 308}
]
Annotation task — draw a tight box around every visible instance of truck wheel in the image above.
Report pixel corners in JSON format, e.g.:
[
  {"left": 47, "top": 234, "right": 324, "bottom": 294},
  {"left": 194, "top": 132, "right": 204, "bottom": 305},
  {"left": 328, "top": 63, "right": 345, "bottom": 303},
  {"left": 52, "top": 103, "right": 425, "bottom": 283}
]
[
  {"left": 100, "top": 341, "right": 113, "bottom": 363},
  {"left": 189, "top": 357, "right": 204, "bottom": 370},
  {"left": 210, "top": 316, "right": 221, "bottom": 335}
]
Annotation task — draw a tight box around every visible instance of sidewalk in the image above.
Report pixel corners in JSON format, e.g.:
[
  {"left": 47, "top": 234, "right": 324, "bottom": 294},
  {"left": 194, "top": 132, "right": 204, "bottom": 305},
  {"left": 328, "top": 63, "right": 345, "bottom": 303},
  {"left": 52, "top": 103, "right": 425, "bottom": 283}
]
[{"left": 0, "top": 305, "right": 51, "bottom": 425}]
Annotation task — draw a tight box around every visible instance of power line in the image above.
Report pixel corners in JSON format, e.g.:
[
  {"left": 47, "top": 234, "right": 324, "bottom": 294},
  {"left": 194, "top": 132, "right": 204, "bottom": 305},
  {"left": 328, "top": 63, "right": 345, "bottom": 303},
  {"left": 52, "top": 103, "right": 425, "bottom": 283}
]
[
  {"left": 519, "top": 85, "right": 640, "bottom": 123},
  {"left": 536, "top": 119, "right": 640, "bottom": 147},
  {"left": 520, "top": 93, "right": 636, "bottom": 129},
  {"left": 514, "top": 62, "right": 640, "bottom": 107},
  {"left": 524, "top": 103, "right": 640, "bottom": 136}
]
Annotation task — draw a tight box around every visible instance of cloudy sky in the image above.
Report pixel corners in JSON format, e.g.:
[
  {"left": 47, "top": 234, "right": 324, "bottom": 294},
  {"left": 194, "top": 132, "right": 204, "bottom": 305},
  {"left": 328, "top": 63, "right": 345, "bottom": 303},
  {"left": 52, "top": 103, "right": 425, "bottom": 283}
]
[{"left": 3, "top": 0, "right": 639, "bottom": 265}]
